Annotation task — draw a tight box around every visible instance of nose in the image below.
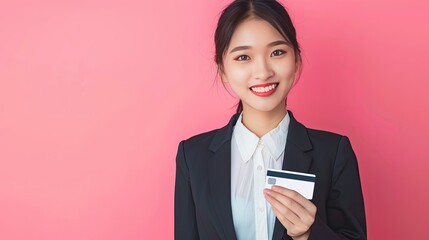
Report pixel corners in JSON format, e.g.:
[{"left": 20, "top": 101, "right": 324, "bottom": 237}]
[{"left": 252, "top": 57, "right": 274, "bottom": 80}]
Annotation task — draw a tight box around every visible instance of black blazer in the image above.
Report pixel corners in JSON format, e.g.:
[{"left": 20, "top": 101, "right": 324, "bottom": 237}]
[{"left": 175, "top": 111, "right": 366, "bottom": 240}]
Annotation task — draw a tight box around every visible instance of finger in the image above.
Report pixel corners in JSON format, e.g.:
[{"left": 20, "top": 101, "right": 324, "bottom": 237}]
[
  {"left": 267, "top": 191, "right": 315, "bottom": 238},
  {"left": 271, "top": 185, "right": 317, "bottom": 214},
  {"left": 265, "top": 188, "right": 313, "bottom": 224},
  {"left": 269, "top": 198, "right": 311, "bottom": 238},
  {"left": 269, "top": 197, "right": 294, "bottom": 230},
  {"left": 264, "top": 190, "right": 301, "bottom": 225}
]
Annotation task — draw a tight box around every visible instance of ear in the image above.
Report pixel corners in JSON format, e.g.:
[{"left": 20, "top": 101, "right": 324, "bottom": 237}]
[
  {"left": 220, "top": 72, "right": 228, "bottom": 83},
  {"left": 290, "top": 63, "right": 298, "bottom": 85},
  {"left": 295, "top": 61, "right": 299, "bottom": 73},
  {"left": 294, "top": 55, "right": 302, "bottom": 73}
]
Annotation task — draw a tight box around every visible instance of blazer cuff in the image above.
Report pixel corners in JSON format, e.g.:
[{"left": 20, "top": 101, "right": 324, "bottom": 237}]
[{"left": 308, "top": 214, "right": 341, "bottom": 240}]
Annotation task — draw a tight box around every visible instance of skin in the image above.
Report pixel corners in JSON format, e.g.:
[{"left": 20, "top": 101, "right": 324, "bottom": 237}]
[{"left": 220, "top": 17, "right": 317, "bottom": 240}]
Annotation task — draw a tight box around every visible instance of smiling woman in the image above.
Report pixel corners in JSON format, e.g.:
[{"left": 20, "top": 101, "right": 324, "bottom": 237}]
[
  {"left": 175, "top": 1, "right": 366, "bottom": 240},
  {"left": 221, "top": 19, "right": 297, "bottom": 127}
]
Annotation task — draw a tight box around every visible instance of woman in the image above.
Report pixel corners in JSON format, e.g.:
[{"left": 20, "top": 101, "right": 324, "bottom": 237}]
[{"left": 175, "top": 0, "right": 366, "bottom": 239}]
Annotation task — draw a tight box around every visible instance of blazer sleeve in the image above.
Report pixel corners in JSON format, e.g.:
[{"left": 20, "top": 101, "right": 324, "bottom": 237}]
[
  {"left": 174, "top": 140, "right": 200, "bottom": 239},
  {"left": 308, "top": 136, "right": 367, "bottom": 240}
]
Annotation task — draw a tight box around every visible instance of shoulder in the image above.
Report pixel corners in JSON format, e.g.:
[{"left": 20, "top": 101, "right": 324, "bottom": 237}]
[
  {"left": 178, "top": 113, "right": 239, "bottom": 155},
  {"left": 306, "top": 127, "right": 355, "bottom": 156},
  {"left": 181, "top": 128, "right": 221, "bottom": 150},
  {"left": 288, "top": 111, "right": 355, "bottom": 159},
  {"left": 307, "top": 127, "right": 344, "bottom": 145},
  {"left": 288, "top": 111, "right": 349, "bottom": 150},
  {"left": 293, "top": 118, "right": 360, "bottom": 185},
  {"left": 175, "top": 127, "right": 226, "bottom": 172}
]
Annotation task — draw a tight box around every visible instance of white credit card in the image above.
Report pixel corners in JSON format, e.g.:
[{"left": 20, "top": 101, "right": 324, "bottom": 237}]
[{"left": 265, "top": 168, "right": 316, "bottom": 200}]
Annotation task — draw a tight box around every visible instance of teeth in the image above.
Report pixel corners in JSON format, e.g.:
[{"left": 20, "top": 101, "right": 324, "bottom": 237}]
[{"left": 251, "top": 83, "right": 278, "bottom": 93}]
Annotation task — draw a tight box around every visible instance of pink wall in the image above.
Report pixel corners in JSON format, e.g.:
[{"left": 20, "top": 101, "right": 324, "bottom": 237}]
[{"left": 1, "top": 0, "right": 428, "bottom": 239}]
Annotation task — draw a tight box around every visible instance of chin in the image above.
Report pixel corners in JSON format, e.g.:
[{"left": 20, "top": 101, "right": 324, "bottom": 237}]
[{"left": 249, "top": 103, "right": 284, "bottom": 113}]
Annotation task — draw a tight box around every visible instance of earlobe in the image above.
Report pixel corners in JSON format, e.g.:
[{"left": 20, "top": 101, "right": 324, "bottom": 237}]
[
  {"left": 294, "top": 63, "right": 300, "bottom": 75},
  {"left": 221, "top": 74, "right": 228, "bottom": 83}
]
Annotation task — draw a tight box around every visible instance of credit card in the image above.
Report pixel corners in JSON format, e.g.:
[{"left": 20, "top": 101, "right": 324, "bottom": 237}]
[{"left": 265, "top": 168, "right": 316, "bottom": 200}]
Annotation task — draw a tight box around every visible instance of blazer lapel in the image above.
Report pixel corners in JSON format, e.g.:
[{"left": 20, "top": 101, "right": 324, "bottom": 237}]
[
  {"left": 272, "top": 111, "right": 314, "bottom": 240},
  {"left": 208, "top": 113, "right": 240, "bottom": 240}
]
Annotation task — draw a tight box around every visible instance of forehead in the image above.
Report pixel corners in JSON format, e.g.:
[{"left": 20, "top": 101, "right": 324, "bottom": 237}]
[{"left": 228, "top": 18, "right": 285, "bottom": 49}]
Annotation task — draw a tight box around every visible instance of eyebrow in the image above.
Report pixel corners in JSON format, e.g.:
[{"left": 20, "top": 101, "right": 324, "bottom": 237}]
[{"left": 228, "top": 40, "right": 289, "bottom": 54}]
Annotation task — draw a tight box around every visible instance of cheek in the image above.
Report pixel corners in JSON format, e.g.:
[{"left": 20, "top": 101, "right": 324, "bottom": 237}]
[
  {"left": 281, "top": 68, "right": 296, "bottom": 80},
  {"left": 273, "top": 61, "right": 297, "bottom": 81},
  {"left": 225, "top": 65, "right": 251, "bottom": 87}
]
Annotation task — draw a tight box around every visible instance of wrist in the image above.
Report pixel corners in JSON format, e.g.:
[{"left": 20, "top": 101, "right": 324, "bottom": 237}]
[{"left": 291, "top": 231, "right": 310, "bottom": 240}]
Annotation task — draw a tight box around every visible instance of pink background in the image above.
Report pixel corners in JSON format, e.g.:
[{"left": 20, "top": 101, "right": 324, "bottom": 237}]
[{"left": 1, "top": 0, "right": 428, "bottom": 239}]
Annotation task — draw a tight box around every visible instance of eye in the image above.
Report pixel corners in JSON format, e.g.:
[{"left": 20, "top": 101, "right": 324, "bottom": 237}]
[
  {"left": 271, "top": 49, "right": 286, "bottom": 57},
  {"left": 235, "top": 55, "right": 250, "bottom": 61}
]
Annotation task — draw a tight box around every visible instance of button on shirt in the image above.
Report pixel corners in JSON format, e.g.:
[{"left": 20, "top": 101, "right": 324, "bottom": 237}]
[{"left": 231, "top": 112, "right": 290, "bottom": 240}]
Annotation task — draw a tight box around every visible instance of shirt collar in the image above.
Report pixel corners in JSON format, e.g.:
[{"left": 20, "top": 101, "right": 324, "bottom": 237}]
[{"left": 232, "top": 111, "right": 290, "bottom": 163}]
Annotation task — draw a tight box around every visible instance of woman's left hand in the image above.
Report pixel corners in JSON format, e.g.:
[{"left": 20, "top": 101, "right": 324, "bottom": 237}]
[{"left": 264, "top": 185, "right": 317, "bottom": 240}]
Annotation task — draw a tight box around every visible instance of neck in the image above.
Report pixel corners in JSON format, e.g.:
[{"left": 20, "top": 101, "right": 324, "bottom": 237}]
[{"left": 240, "top": 105, "right": 287, "bottom": 138}]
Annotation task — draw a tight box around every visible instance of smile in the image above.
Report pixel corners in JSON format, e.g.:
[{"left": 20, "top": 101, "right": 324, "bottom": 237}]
[{"left": 249, "top": 83, "right": 279, "bottom": 97}]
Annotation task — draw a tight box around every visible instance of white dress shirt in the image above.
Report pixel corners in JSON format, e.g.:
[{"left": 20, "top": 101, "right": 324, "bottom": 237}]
[{"left": 231, "top": 112, "right": 290, "bottom": 240}]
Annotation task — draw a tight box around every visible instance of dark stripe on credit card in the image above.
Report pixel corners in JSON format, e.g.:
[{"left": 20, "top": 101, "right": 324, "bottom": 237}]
[{"left": 267, "top": 170, "right": 315, "bottom": 182}]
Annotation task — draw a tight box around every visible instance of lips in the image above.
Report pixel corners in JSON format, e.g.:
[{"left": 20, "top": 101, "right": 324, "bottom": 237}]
[{"left": 249, "top": 82, "right": 279, "bottom": 97}]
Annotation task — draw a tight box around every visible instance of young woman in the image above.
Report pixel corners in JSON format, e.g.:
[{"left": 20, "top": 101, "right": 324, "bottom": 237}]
[{"left": 174, "top": 0, "right": 366, "bottom": 239}]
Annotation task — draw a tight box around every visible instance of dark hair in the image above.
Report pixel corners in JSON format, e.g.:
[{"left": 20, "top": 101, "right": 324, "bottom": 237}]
[{"left": 214, "top": 0, "right": 302, "bottom": 114}]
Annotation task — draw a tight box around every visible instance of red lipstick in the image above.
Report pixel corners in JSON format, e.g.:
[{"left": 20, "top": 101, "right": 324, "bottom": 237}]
[
  {"left": 249, "top": 82, "right": 279, "bottom": 97},
  {"left": 249, "top": 82, "right": 279, "bottom": 88}
]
